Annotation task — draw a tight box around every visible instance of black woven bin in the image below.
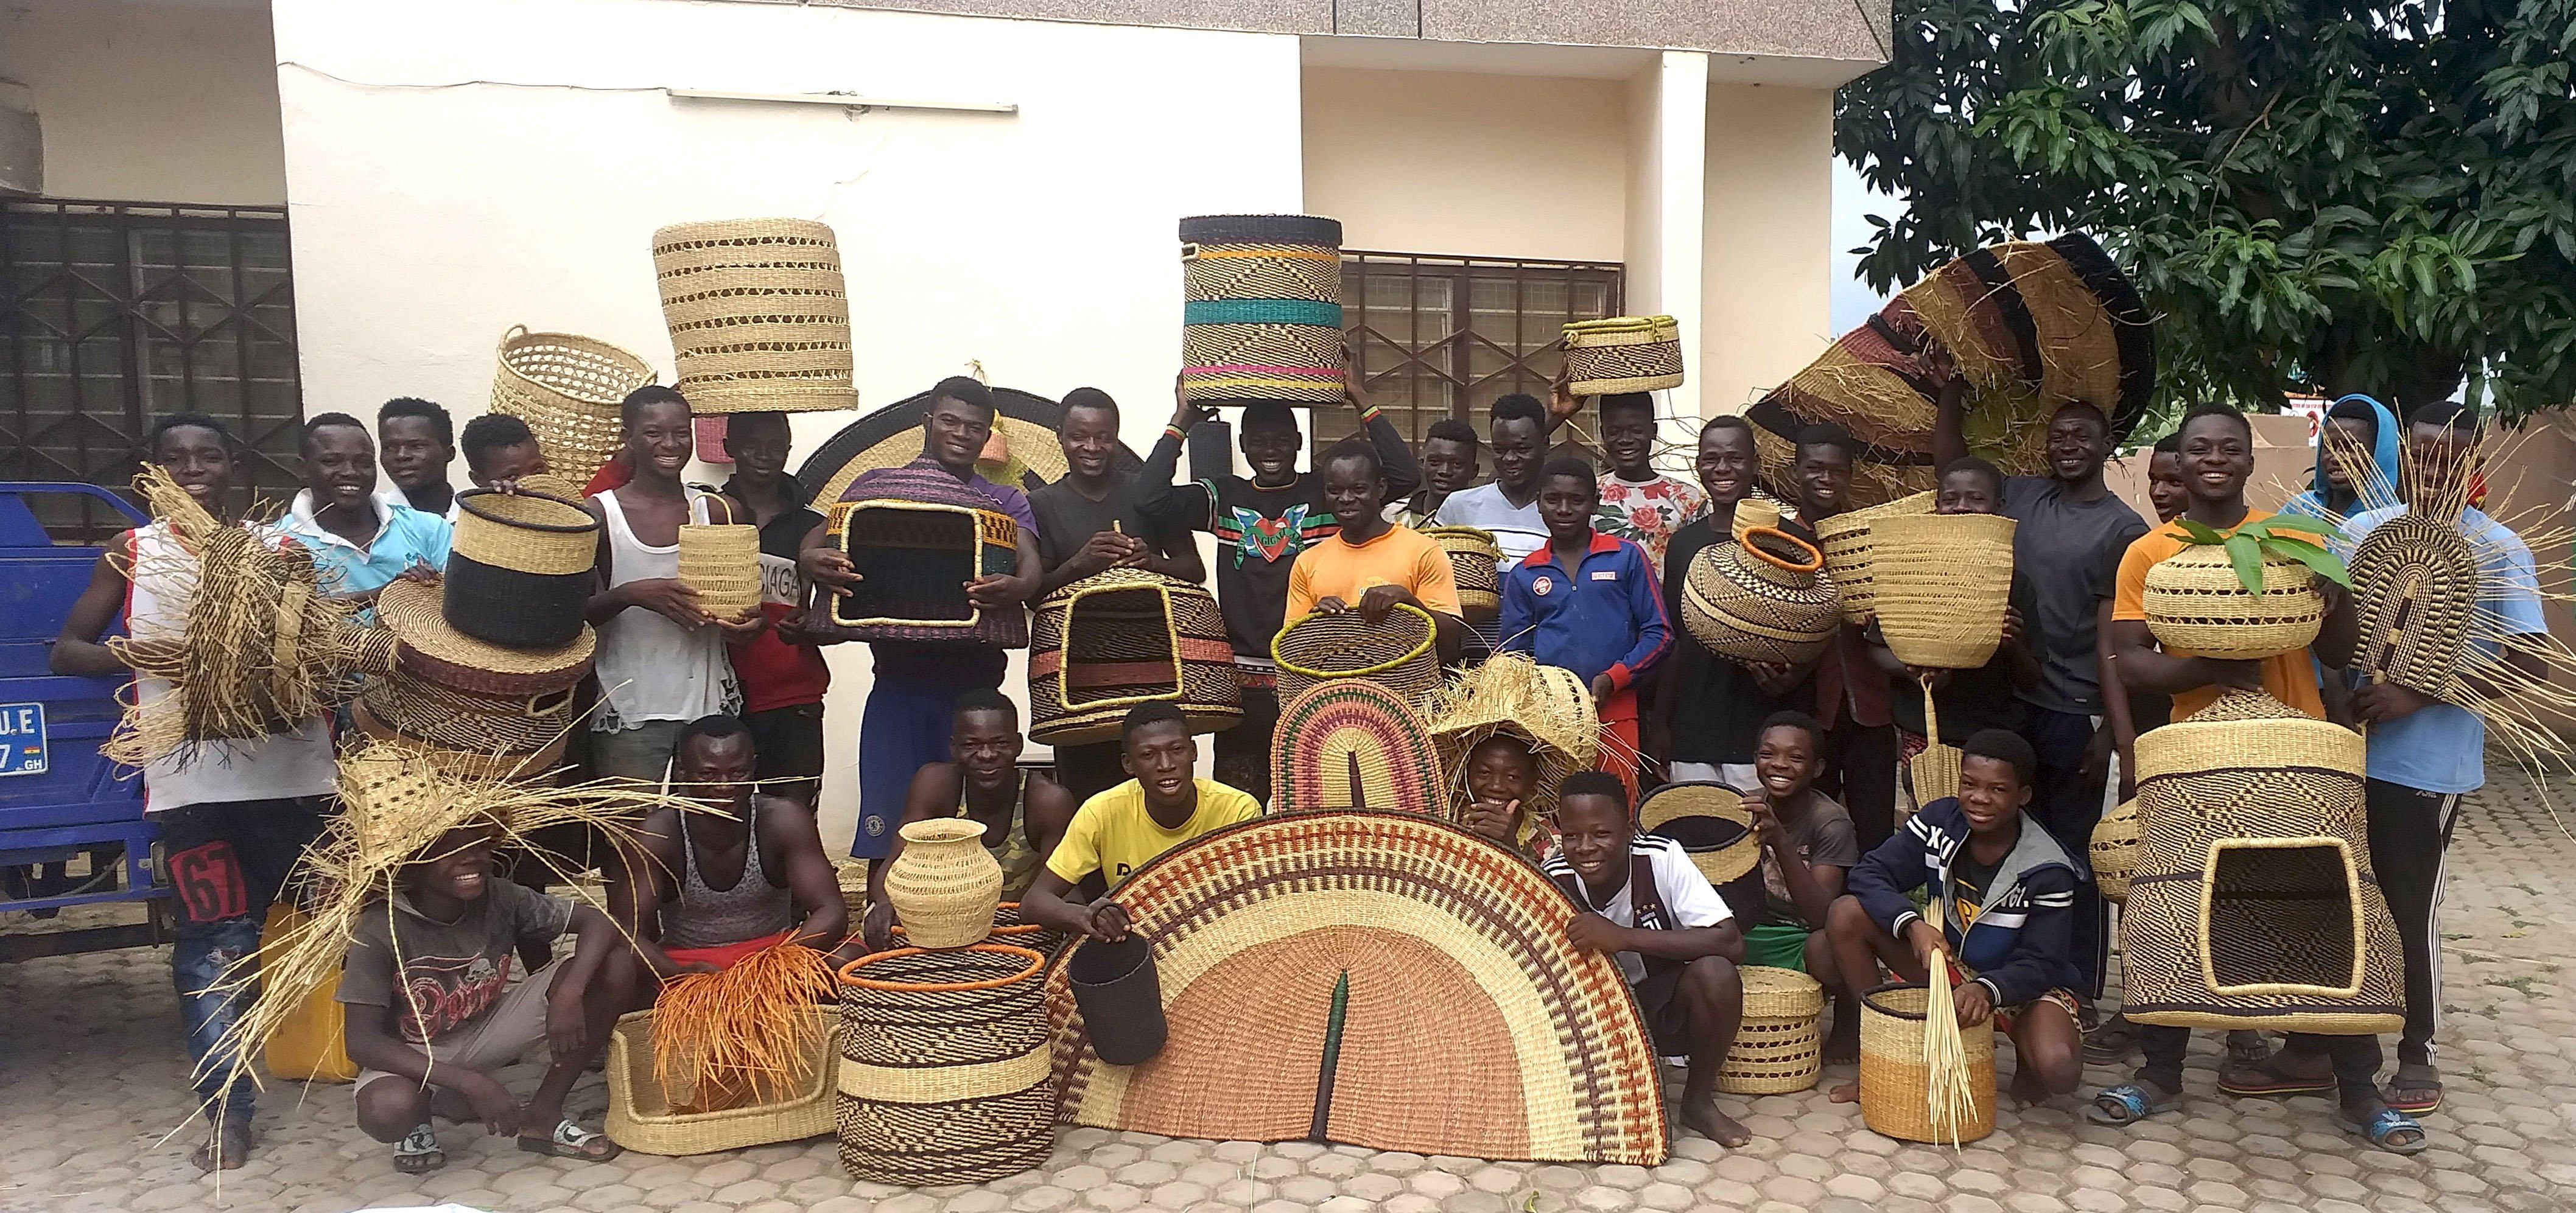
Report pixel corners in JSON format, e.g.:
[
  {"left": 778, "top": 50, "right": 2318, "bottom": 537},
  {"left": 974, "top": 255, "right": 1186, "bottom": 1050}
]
[
  {"left": 1177, "top": 214, "right": 1343, "bottom": 247},
  {"left": 444, "top": 554, "right": 590, "bottom": 648},
  {"left": 1066, "top": 934, "right": 1166, "bottom": 1066}
]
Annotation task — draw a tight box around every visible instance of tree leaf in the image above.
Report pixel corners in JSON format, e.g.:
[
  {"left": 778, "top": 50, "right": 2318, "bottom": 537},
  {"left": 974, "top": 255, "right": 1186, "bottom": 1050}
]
[
  {"left": 2174, "top": 519, "right": 2229, "bottom": 545},
  {"left": 2224, "top": 533, "right": 2266, "bottom": 596},
  {"left": 2265, "top": 537, "right": 2352, "bottom": 587}
]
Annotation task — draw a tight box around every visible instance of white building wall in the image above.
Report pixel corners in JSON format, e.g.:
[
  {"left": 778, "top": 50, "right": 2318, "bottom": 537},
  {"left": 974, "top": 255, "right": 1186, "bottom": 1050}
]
[
  {"left": 268, "top": 0, "right": 1305, "bottom": 843},
  {"left": 0, "top": 0, "right": 287, "bottom": 204}
]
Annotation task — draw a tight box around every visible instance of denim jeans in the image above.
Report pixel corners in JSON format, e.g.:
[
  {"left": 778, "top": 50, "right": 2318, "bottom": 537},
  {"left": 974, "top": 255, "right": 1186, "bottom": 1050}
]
[
  {"left": 158, "top": 795, "right": 329, "bottom": 1124},
  {"left": 173, "top": 915, "right": 264, "bottom": 1122}
]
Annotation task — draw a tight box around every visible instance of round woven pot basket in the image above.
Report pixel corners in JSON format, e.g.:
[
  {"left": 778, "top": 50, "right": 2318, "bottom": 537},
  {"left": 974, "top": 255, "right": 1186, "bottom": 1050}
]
[
  {"left": 447, "top": 488, "right": 600, "bottom": 649},
  {"left": 1717, "top": 966, "right": 1825, "bottom": 1094},
  {"left": 2091, "top": 798, "right": 2139, "bottom": 904},
  {"left": 1680, "top": 526, "right": 1840, "bottom": 665},
  {"left": 1271, "top": 602, "right": 1440, "bottom": 708},
  {"left": 1858, "top": 983, "right": 1995, "bottom": 1144},
  {"left": 835, "top": 945, "right": 1055, "bottom": 1186},
  {"left": 1730, "top": 496, "right": 1781, "bottom": 542},
  {"left": 882, "top": 819, "right": 1005, "bottom": 949},
  {"left": 675, "top": 524, "right": 762, "bottom": 620},
  {"left": 488, "top": 326, "right": 658, "bottom": 484},
  {"left": 1872, "top": 512, "right": 2017, "bottom": 668},
  {"left": 1562, "top": 315, "right": 1684, "bottom": 394},
  {"left": 1422, "top": 526, "right": 1503, "bottom": 621},
  {"left": 1812, "top": 491, "right": 1934, "bottom": 624},
  {"left": 651, "top": 218, "right": 857, "bottom": 415},
  {"left": 1028, "top": 568, "right": 1240, "bottom": 746},
  {"left": 2141, "top": 544, "right": 2325, "bottom": 660}
]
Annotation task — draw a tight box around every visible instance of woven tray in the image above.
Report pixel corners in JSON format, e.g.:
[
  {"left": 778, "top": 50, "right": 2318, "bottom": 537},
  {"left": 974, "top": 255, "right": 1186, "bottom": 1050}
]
[
  {"left": 1270, "top": 679, "right": 1445, "bottom": 814},
  {"left": 605, "top": 1008, "right": 836, "bottom": 1155},
  {"left": 1272, "top": 603, "right": 1439, "bottom": 707}
]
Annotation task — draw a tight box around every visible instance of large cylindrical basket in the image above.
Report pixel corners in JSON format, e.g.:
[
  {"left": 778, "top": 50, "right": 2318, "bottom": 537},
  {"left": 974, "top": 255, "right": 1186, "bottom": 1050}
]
[
  {"left": 1271, "top": 602, "right": 1440, "bottom": 707},
  {"left": 1858, "top": 983, "right": 1995, "bottom": 1144},
  {"left": 651, "top": 218, "right": 857, "bottom": 415},
  {"left": 1872, "top": 512, "right": 2016, "bottom": 669},
  {"left": 1680, "top": 526, "right": 1840, "bottom": 665},
  {"left": 487, "top": 327, "right": 658, "bottom": 485},
  {"left": 1179, "top": 214, "right": 1345, "bottom": 407},
  {"left": 836, "top": 945, "right": 1056, "bottom": 1186},
  {"left": 675, "top": 523, "right": 762, "bottom": 620},
  {"left": 1422, "top": 526, "right": 1502, "bottom": 621}
]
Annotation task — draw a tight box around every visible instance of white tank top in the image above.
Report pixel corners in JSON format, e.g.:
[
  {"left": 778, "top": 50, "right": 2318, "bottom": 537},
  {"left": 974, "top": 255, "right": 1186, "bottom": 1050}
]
[
  {"left": 592, "top": 488, "right": 740, "bottom": 732},
  {"left": 125, "top": 522, "right": 337, "bottom": 813}
]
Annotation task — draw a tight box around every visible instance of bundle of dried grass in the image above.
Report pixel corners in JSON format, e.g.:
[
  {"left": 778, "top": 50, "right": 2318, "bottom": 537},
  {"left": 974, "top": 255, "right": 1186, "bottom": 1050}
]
[
  {"left": 651, "top": 939, "right": 841, "bottom": 1112},
  {"left": 1921, "top": 945, "right": 1979, "bottom": 1148},
  {"left": 104, "top": 464, "right": 396, "bottom": 767}
]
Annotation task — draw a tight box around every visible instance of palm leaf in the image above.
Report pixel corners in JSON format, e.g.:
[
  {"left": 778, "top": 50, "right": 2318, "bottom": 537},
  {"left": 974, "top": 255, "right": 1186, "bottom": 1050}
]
[{"left": 2223, "top": 533, "right": 2266, "bottom": 595}]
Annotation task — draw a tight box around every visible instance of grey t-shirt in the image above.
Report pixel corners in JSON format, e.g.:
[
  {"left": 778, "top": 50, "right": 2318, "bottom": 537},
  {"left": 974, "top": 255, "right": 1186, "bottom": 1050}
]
[
  {"left": 1719, "top": 792, "right": 1860, "bottom": 930},
  {"left": 337, "top": 880, "right": 574, "bottom": 1044},
  {"left": 2004, "top": 477, "right": 2149, "bottom": 716}
]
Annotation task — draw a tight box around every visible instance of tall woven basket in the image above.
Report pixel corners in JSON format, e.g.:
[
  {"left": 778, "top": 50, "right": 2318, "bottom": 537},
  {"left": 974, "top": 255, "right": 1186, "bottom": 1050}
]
[
  {"left": 446, "top": 488, "right": 600, "bottom": 649},
  {"left": 1028, "top": 568, "right": 1240, "bottom": 746},
  {"left": 1423, "top": 526, "right": 1502, "bottom": 621},
  {"left": 2091, "top": 799, "right": 2139, "bottom": 904},
  {"left": 1873, "top": 512, "right": 2016, "bottom": 668},
  {"left": 836, "top": 945, "right": 1055, "bottom": 1186},
  {"left": 1717, "top": 966, "right": 1825, "bottom": 1094},
  {"left": 488, "top": 326, "right": 658, "bottom": 484},
  {"left": 1811, "top": 491, "right": 1934, "bottom": 624},
  {"left": 1562, "top": 316, "right": 1683, "bottom": 394},
  {"left": 651, "top": 218, "right": 856, "bottom": 415},
  {"left": 1680, "top": 526, "right": 1841, "bottom": 665},
  {"left": 1272, "top": 603, "right": 1441, "bottom": 708},
  {"left": 676, "top": 524, "right": 762, "bottom": 620},
  {"left": 1179, "top": 214, "right": 1345, "bottom": 407},
  {"left": 2122, "top": 691, "right": 2404, "bottom": 1033},
  {"left": 1858, "top": 984, "right": 1995, "bottom": 1144},
  {"left": 2140, "top": 544, "right": 2325, "bottom": 660}
]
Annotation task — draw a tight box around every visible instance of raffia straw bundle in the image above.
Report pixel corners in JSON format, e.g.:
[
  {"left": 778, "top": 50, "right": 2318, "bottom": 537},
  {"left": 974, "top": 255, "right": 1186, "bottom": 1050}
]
[
  {"left": 1921, "top": 946, "right": 1979, "bottom": 1147},
  {"left": 654, "top": 939, "right": 843, "bottom": 1111}
]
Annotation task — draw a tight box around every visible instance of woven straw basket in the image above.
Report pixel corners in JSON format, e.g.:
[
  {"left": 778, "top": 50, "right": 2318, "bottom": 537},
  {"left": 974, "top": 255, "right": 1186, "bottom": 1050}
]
[
  {"left": 1730, "top": 496, "right": 1781, "bottom": 542},
  {"left": 881, "top": 819, "right": 1005, "bottom": 949},
  {"left": 376, "top": 578, "right": 594, "bottom": 697},
  {"left": 1563, "top": 315, "right": 1683, "bottom": 394},
  {"left": 1272, "top": 602, "right": 1440, "bottom": 707},
  {"left": 1718, "top": 967, "right": 1825, "bottom": 1094},
  {"left": 348, "top": 700, "right": 569, "bottom": 783},
  {"left": 605, "top": 1009, "right": 836, "bottom": 1155},
  {"left": 2091, "top": 799, "right": 2139, "bottom": 903},
  {"left": 676, "top": 524, "right": 762, "bottom": 620},
  {"left": 1680, "top": 526, "right": 1841, "bottom": 666},
  {"left": 820, "top": 499, "right": 1027, "bottom": 647},
  {"left": 837, "top": 945, "right": 1055, "bottom": 1186},
  {"left": 2140, "top": 544, "right": 2325, "bottom": 660},
  {"left": 1873, "top": 513, "right": 2016, "bottom": 669},
  {"left": 1423, "top": 526, "right": 1503, "bottom": 621},
  {"left": 357, "top": 668, "right": 577, "bottom": 757},
  {"left": 1907, "top": 680, "right": 1964, "bottom": 805},
  {"left": 447, "top": 488, "right": 600, "bottom": 649},
  {"left": 1028, "top": 568, "right": 1240, "bottom": 746},
  {"left": 651, "top": 218, "right": 855, "bottom": 415},
  {"left": 1812, "top": 492, "right": 1934, "bottom": 624},
  {"left": 1179, "top": 214, "right": 1345, "bottom": 407},
  {"left": 1858, "top": 984, "right": 1995, "bottom": 1144},
  {"left": 1638, "top": 782, "right": 1759, "bottom": 887},
  {"left": 488, "top": 327, "right": 657, "bottom": 484}
]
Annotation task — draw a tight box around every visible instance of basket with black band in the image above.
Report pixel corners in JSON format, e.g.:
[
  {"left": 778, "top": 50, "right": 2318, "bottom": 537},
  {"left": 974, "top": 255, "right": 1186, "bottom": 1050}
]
[
  {"left": 1178, "top": 214, "right": 1345, "bottom": 407},
  {"left": 446, "top": 488, "right": 599, "bottom": 649},
  {"left": 1271, "top": 603, "right": 1440, "bottom": 708},
  {"left": 488, "top": 327, "right": 659, "bottom": 484},
  {"left": 1562, "top": 315, "right": 1684, "bottom": 395},
  {"left": 835, "top": 945, "right": 1055, "bottom": 1186},
  {"left": 1680, "top": 526, "right": 1840, "bottom": 666},
  {"left": 1029, "top": 568, "right": 1240, "bottom": 745},
  {"left": 1422, "top": 526, "right": 1502, "bottom": 621},
  {"left": 817, "top": 499, "right": 1026, "bottom": 648},
  {"left": 651, "top": 218, "right": 857, "bottom": 415}
]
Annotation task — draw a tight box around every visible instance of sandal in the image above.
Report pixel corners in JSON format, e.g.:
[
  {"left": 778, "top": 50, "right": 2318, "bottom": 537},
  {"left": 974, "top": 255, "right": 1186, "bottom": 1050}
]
[
  {"left": 2383, "top": 1063, "right": 2441, "bottom": 1116},
  {"left": 190, "top": 1118, "right": 254, "bottom": 1173},
  {"left": 2218, "top": 1046, "right": 2336, "bottom": 1099},
  {"left": 2082, "top": 1013, "right": 2138, "bottom": 1063},
  {"left": 392, "top": 1123, "right": 446, "bottom": 1174},
  {"left": 2084, "top": 1082, "right": 2180, "bottom": 1126},
  {"left": 518, "top": 1118, "right": 623, "bottom": 1161},
  {"left": 2342, "top": 1106, "right": 2429, "bottom": 1155},
  {"left": 2223, "top": 1029, "right": 2272, "bottom": 1069}
]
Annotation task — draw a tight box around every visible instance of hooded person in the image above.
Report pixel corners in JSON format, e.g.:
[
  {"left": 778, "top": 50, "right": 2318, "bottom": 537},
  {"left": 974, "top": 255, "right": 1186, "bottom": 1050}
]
[{"left": 2281, "top": 394, "right": 2399, "bottom": 522}]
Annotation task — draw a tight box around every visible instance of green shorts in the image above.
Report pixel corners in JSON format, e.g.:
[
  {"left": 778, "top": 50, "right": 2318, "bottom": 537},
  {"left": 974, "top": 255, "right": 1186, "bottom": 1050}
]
[{"left": 1741, "top": 921, "right": 1813, "bottom": 971}]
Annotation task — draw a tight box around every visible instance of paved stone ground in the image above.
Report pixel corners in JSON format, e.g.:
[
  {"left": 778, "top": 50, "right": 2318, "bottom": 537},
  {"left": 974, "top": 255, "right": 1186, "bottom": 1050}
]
[{"left": 7, "top": 766, "right": 2575, "bottom": 1213}]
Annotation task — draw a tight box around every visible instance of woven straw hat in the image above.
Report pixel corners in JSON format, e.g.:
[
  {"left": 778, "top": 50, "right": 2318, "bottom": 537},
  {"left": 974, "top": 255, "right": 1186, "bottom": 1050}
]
[
  {"left": 1425, "top": 652, "right": 1601, "bottom": 826},
  {"left": 1638, "top": 781, "right": 1759, "bottom": 886},
  {"left": 376, "top": 577, "right": 595, "bottom": 692}
]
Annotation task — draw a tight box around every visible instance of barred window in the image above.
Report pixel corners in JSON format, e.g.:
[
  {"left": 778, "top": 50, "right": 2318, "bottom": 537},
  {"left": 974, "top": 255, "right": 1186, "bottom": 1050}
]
[{"left": 1325, "top": 251, "right": 1621, "bottom": 451}]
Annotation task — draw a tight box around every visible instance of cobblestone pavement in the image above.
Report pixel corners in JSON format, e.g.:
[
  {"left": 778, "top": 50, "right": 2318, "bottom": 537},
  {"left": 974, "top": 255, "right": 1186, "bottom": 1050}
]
[{"left": 7, "top": 766, "right": 2575, "bottom": 1213}]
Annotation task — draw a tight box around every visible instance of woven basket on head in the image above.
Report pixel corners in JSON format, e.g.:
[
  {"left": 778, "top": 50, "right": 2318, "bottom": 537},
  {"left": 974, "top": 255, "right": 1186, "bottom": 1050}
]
[
  {"left": 651, "top": 218, "right": 856, "bottom": 415},
  {"left": 2141, "top": 544, "right": 2325, "bottom": 661},
  {"left": 1425, "top": 653, "right": 1599, "bottom": 833},
  {"left": 1045, "top": 811, "right": 1669, "bottom": 1165},
  {"left": 1730, "top": 496, "right": 1781, "bottom": 542},
  {"left": 2345, "top": 511, "right": 2481, "bottom": 696},
  {"left": 1858, "top": 983, "right": 1995, "bottom": 1144},
  {"left": 2092, "top": 798, "right": 2139, "bottom": 904},
  {"left": 1873, "top": 512, "right": 2016, "bottom": 669},
  {"left": 1272, "top": 603, "right": 1439, "bottom": 707},
  {"left": 1269, "top": 679, "right": 1445, "bottom": 814},
  {"left": 605, "top": 1008, "right": 835, "bottom": 1155},
  {"left": 348, "top": 701, "right": 569, "bottom": 782},
  {"left": 880, "top": 819, "right": 1005, "bottom": 949},
  {"left": 1562, "top": 315, "right": 1683, "bottom": 395},
  {"left": 1028, "top": 568, "right": 1240, "bottom": 746},
  {"left": 1718, "top": 966, "right": 1825, "bottom": 1095},
  {"left": 488, "top": 327, "right": 658, "bottom": 484},
  {"left": 1681, "top": 526, "right": 1841, "bottom": 666},
  {"left": 1423, "top": 526, "right": 1503, "bottom": 621},
  {"left": 1907, "top": 680, "right": 1964, "bottom": 805},
  {"left": 447, "top": 488, "right": 599, "bottom": 649},
  {"left": 2122, "top": 690, "right": 2404, "bottom": 1034},
  {"left": 1811, "top": 491, "right": 1934, "bottom": 624},
  {"left": 377, "top": 578, "right": 594, "bottom": 697},
  {"left": 675, "top": 524, "right": 762, "bottom": 620},
  {"left": 817, "top": 498, "right": 1026, "bottom": 647},
  {"left": 1179, "top": 214, "right": 1345, "bottom": 407},
  {"left": 836, "top": 945, "right": 1054, "bottom": 1186},
  {"left": 1638, "top": 782, "right": 1759, "bottom": 887}
]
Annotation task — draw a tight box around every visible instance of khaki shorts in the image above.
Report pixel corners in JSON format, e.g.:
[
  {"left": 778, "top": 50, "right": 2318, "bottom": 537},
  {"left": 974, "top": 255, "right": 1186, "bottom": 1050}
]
[{"left": 353, "top": 960, "right": 563, "bottom": 1094}]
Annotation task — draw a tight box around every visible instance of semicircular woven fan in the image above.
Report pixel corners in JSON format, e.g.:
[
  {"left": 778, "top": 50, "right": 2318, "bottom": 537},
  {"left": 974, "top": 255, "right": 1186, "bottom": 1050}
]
[
  {"left": 1044, "top": 811, "right": 1668, "bottom": 1166},
  {"left": 1269, "top": 679, "right": 1445, "bottom": 814}
]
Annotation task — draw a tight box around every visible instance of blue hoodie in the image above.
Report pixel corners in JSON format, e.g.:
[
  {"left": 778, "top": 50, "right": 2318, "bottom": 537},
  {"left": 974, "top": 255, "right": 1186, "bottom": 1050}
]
[
  {"left": 1848, "top": 797, "right": 2084, "bottom": 1008},
  {"left": 2281, "top": 393, "right": 2399, "bottom": 521}
]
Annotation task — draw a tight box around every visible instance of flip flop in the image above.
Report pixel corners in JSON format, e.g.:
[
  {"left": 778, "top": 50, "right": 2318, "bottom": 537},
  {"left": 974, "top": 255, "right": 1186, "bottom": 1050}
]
[
  {"left": 2083, "top": 1082, "right": 2180, "bottom": 1126},
  {"left": 518, "top": 1118, "right": 622, "bottom": 1161},
  {"left": 2342, "top": 1106, "right": 2429, "bottom": 1155},
  {"left": 2383, "top": 1064, "right": 2441, "bottom": 1115},
  {"left": 2082, "top": 1013, "right": 2139, "bottom": 1063},
  {"left": 391, "top": 1123, "right": 446, "bottom": 1174},
  {"left": 2218, "top": 1047, "right": 2337, "bottom": 1099}
]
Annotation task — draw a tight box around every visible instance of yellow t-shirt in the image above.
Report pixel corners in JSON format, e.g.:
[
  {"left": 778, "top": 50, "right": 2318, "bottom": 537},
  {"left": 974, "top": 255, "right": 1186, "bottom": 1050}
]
[
  {"left": 2110, "top": 512, "right": 2326, "bottom": 721},
  {"left": 1044, "top": 778, "right": 1262, "bottom": 885},
  {"left": 1283, "top": 526, "right": 1463, "bottom": 623}
]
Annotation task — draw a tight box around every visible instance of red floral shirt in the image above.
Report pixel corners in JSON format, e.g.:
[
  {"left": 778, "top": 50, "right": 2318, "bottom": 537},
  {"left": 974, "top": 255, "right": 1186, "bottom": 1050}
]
[{"left": 1593, "top": 474, "right": 1708, "bottom": 572}]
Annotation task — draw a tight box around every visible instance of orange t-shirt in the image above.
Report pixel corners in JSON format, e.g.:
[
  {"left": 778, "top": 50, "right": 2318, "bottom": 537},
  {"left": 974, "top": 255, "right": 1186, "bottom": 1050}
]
[
  {"left": 1284, "top": 525, "right": 1463, "bottom": 623},
  {"left": 2110, "top": 511, "right": 2326, "bottom": 720}
]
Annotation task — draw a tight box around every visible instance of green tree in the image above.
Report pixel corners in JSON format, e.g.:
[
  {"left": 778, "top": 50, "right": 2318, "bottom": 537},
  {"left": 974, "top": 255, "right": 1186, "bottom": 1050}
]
[{"left": 1835, "top": 0, "right": 2576, "bottom": 424}]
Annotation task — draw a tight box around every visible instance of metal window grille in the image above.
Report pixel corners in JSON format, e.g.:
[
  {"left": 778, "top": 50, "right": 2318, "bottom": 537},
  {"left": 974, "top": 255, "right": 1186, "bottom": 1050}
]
[
  {"left": 2, "top": 198, "right": 303, "bottom": 540},
  {"left": 1328, "top": 251, "right": 1622, "bottom": 451}
]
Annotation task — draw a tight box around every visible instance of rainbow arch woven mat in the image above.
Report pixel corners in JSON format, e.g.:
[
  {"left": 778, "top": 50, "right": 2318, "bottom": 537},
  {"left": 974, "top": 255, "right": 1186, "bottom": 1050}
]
[
  {"left": 1044, "top": 811, "right": 1669, "bottom": 1165},
  {"left": 1269, "top": 679, "right": 1445, "bottom": 814}
]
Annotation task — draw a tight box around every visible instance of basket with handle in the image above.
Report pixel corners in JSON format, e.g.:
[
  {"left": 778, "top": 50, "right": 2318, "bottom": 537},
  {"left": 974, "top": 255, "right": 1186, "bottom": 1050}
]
[
  {"left": 1906, "top": 679, "right": 1964, "bottom": 808},
  {"left": 675, "top": 523, "right": 762, "bottom": 620},
  {"left": 1858, "top": 982, "right": 1995, "bottom": 1144},
  {"left": 1562, "top": 315, "right": 1683, "bottom": 394},
  {"left": 488, "top": 326, "right": 658, "bottom": 484},
  {"left": 1872, "top": 512, "right": 2016, "bottom": 668}
]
